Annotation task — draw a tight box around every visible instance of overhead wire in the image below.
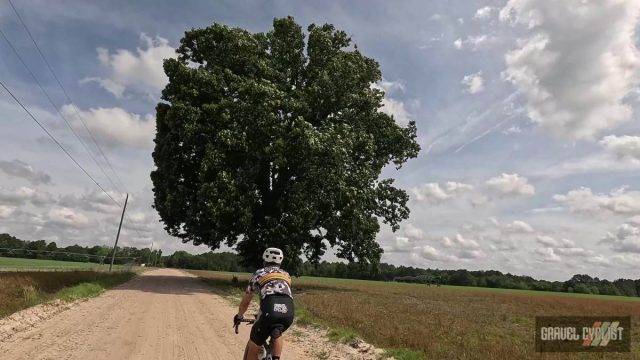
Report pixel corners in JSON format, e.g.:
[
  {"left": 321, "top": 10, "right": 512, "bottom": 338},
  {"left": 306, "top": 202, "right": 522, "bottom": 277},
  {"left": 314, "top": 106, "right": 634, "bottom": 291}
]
[
  {"left": 0, "top": 79, "right": 121, "bottom": 206},
  {"left": 5, "top": 0, "right": 158, "bottom": 245},
  {"left": 7, "top": 0, "right": 128, "bottom": 193}
]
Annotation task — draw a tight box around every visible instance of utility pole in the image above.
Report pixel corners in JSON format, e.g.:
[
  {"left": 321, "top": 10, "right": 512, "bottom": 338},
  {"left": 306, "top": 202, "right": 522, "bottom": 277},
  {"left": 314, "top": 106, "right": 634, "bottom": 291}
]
[
  {"left": 148, "top": 242, "right": 154, "bottom": 267},
  {"left": 109, "top": 193, "right": 129, "bottom": 272}
]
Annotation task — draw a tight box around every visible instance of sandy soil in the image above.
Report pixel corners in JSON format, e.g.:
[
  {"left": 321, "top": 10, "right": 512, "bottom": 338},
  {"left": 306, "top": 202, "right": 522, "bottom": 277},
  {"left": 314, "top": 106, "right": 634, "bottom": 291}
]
[{"left": 0, "top": 268, "right": 383, "bottom": 360}]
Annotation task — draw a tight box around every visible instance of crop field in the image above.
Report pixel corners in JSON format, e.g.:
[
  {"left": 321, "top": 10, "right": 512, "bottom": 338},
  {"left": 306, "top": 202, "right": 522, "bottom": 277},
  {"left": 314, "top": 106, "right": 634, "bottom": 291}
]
[
  {"left": 0, "top": 270, "right": 135, "bottom": 318},
  {"left": 192, "top": 270, "right": 640, "bottom": 359},
  {"left": 0, "top": 257, "right": 123, "bottom": 271}
]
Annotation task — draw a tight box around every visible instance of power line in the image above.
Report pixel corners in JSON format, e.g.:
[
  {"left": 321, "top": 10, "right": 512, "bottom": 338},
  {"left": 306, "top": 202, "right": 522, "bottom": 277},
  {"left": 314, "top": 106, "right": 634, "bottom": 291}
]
[
  {"left": 0, "top": 27, "right": 124, "bottom": 195},
  {"left": 7, "top": 0, "right": 128, "bottom": 193},
  {"left": 6, "top": 0, "right": 157, "bottom": 245},
  {"left": 0, "top": 79, "right": 121, "bottom": 206}
]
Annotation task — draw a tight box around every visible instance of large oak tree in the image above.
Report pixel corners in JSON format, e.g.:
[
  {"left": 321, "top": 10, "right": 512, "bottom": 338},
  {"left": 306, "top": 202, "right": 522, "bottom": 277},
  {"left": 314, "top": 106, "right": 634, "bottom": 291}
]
[{"left": 152, "top": 17, "right": 420, "bottom": 272}]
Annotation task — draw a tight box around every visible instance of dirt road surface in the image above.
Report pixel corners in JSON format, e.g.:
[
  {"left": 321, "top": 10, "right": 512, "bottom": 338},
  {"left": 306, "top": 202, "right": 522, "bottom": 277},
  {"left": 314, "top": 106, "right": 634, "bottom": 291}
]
[{"left": 0, "top": 268, "right": 309, "bottom": 360}]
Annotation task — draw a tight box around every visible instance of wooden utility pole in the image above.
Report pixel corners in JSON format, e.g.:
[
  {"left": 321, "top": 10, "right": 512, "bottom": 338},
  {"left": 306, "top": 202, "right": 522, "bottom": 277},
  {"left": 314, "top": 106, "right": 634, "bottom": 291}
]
[{"left": 109, "top": 193, "right": 129, "bottom": 272}]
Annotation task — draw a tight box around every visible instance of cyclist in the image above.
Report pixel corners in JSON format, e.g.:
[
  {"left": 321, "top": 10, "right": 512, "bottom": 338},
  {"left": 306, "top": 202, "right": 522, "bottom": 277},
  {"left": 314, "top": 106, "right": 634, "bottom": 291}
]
[{"left": 234, "top": 247, "right": 294, "bottom": 360}]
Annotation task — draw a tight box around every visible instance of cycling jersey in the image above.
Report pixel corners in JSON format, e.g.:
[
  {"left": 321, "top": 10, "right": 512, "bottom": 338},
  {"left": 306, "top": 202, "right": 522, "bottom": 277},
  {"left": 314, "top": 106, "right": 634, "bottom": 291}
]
[{"left": 246, "top": 265, "right": 293, "bottom": 300}]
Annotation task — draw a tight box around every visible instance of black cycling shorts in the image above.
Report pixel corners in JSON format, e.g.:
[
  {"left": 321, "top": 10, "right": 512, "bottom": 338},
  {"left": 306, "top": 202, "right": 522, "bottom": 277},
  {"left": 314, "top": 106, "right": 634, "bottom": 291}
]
[{"left": 250, "top": 294, "right": 295, "bottom": 346}]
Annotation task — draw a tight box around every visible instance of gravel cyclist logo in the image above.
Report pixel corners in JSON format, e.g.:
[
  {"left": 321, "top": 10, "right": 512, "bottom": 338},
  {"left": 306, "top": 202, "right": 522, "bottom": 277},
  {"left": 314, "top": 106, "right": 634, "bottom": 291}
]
[
  {"left": 273, "top": 304, "right": 288, "bottom": 313},
  {"left": 535, "top": 316, "right": 630, "bottom": 352}
]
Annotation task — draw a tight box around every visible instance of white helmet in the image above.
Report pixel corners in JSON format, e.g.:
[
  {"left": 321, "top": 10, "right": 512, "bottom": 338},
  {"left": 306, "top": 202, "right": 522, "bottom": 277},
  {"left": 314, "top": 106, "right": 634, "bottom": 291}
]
[{"left": 262, "top": 247, "right": 284, "bottom": 265}]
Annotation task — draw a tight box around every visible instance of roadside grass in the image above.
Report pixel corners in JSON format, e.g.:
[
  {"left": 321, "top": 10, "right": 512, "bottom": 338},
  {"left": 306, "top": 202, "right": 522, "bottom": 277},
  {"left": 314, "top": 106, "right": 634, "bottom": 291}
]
[
  {"left": 383, "top": 348, "right": 427, "bottom": 360},
  {"left": 0, "top": 256, "right": 126, "bottom": 271},
  {"left": 0, "top": 271, "right": 135, "bottom": 317},
  {"left": 190, "top": 270, "right": 640, "bottom": 360},
  {"left": 326, "top": 327, "right": 358, "bottom": 344}
]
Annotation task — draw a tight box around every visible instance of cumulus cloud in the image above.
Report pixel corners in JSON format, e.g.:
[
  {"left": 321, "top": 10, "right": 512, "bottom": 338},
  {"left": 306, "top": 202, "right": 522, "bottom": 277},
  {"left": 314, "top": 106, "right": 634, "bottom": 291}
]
[
  {"left": 59, "top": 189, "right": 126, "bottom": 215},
  {"left": 0, "top": 159, "right": 51, "bottom": 185},
  {"left": 442, "top": 234, "right": 480, "bottom": 249},
  {"left": 453, "top": 35, "right": 497, "bottom": 51},
  {"left": 474, "top": 6, "right": 495, "bottom": 20},
  {"left": 500, "top": 0, "right": 640, "bottom": 140},
  {"left": 461, "top": 71, "right": 485, "bottom": 94},
  {"left": 416, "top": 245, "right": 457, "bottom": 262},
  {"left": 47, "top": 207, "right": 90, "bottom": 228},
  {"left": 536, "top": 236, "right": 574, "bottom": 248},
  {"left": 385, "top": 236, "right": 414, "bottom": 253},
  {"left": 62, "top": 105, "right": 155, "bottom": 149},
  {"left": 84, "top": 34, "right": 175, "bottom": 99},
  {"left": 485, "top": 173, "right": 535, "bottom": 197},
  {"left": 601, "top": 223, "right": 640, "bottom": 253},
  {"left": 0, "top": 205, "right": 15, "bottom": 219},
  {"left": 534, "top": 247, "right": 561, "bottom": 262},
  {"left": 411, "top": 181, "right": 474, "bottom": 203},
  {"left": 554, "top": 186, "right": 640, "bottom": 215},
  {"left": 0, "top": 186, "right": 53, "bottom": 207},
  {"left": 373, "top": 80, "right": 412, "bottom": 126},
  {"left": 504, "top": 220, "right": 534, "bottom": 233},
  {"left": 600, "top": 135, "right": 640, "bottom": 161}
]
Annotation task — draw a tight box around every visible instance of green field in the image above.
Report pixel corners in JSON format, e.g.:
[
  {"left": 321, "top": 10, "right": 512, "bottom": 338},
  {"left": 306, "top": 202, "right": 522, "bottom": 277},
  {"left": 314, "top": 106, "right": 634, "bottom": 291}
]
[
  {"left": 193, "top": 270, "right": 640, "bottom": 360},
  {"left": 0, "top": 257, "right": 123, "bottom": 271}
]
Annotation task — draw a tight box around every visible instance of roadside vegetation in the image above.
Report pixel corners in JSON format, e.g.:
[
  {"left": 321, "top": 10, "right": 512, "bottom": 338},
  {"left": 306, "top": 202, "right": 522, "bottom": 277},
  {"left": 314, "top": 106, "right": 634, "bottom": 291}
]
[
  {"left": 0, "top": 271, "right": 135, "bottom": 318},
  {"left": 0, "top": 256, "right": 123, "bottom": 271},
  {"left": 192, "top": 270, "right": 640, "bottom": 360}
]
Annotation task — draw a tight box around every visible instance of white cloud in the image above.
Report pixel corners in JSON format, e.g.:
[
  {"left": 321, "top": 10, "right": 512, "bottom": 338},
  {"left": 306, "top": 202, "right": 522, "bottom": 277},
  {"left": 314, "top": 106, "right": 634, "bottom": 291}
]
[
  {"left": 411, "top": 181, "right": 474, "bottom": 203},
  {"left": 485, "top": 173, "right": 535, "bottom": 197},
  {"left": 385, "top": 236, "right": 413, "bottom": 253},
  {"left": 602, "top": 223, "right": 640, "bottom": 253},
  {"left": 0, "top": 159, "right": 51, "bottom": 185},
  {"left": 84, "top": 34, "right": 175, "bottom": 99},
  {"left": 461, "top": 71, "right": 485, "bottom": 94},
  {"left": 502, "top": 126, "right": 522, "bottom": 135},
  {"left": 0, "top": 186, "right": 53, "bottom": 207},
  {"left": 458, "top": 249, "right": 486, "bottom": 259},
  {"left": 0, "top": 205, "right": 15, "bottom": 219},
  {"left": 500, "top": 0, "right": 640, "bottom": 140},
  {"left": 536, "top": 236, "right": 575, "bottom": 248},
  {"left": 402, "top": 223, "right": 424, "bottom": 241},
  {"left": 554, "top": 187, "right": 640, "bottom": 215},
  {"left": 416, "top": 245, "right": 456, "bottom": 262},
  {"left": 373, "top": 80, "right": 412, "bottom": 126},
  {"left": 600, "top": 135, "right": 640, "bottom": 161},
  {"left": 59, "top": 189, "right": 126, "bottom": 214},
  {"left": 504, "top": 220, "right": 534, "bottom": 233},
  {"left": 47, "top": 207, "right": 90, "bottom": 228},
  {"left": 534, "top": 247, "right": 561, "bottom": 262},
  {"left": 62, "top": 105, "right": 155, "bottom": 149},
  {"left": 474, "top": 6, "right": 495, "bottom": 20},
  {"left": 453, "top": 35, "right": 497, "bottom": 51},
  {"left": 442, "top": 234, "right": 480, "bottom": 249}
]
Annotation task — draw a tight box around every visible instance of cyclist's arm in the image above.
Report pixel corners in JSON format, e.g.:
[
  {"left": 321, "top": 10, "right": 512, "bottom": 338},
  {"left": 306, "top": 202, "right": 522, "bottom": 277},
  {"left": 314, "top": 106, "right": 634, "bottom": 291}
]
[{"left": 237, "top": 291, "right": 252, "bottom": 317}]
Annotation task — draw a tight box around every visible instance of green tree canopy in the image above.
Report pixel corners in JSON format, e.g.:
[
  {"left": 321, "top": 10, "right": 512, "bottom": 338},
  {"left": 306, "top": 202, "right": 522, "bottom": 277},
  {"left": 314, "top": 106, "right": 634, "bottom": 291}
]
[{"left": 151, "top": 17, "right": 420, "bottom": 272}]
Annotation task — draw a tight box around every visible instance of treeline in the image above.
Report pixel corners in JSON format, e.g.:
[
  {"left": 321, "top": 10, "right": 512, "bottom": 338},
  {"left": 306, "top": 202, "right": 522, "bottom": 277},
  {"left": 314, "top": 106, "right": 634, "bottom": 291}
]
[
  {"left": 162, "top": 251, "right": 640, "bottom": 298},
  {"left": 5, "top": 232, "right": 638, "bottom": 298},
  {"left": 0, "top": 233, "right": 161, "bottom": 265},
  {"left": 163, "top": 251, "right": 248, "bottom": 272}
]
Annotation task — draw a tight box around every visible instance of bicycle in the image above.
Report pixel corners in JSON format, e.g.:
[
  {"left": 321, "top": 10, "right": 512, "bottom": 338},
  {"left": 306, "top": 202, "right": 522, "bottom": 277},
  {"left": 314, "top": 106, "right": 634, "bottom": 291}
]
[{"left": 234, "top": 317, "right": 278, "bottom": 360}]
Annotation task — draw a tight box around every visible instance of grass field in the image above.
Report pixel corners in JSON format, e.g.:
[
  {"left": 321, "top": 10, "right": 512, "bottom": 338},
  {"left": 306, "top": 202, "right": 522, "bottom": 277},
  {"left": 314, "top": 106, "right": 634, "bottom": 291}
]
[
  {"left": 0, "top": 270, "right": 135, "bottom": 318},
  {"left": 191, "top": 270, "right": 640, "bottom": 360},
  {"left": 0, "top": 257, "right": 124, "bottom": 271}
]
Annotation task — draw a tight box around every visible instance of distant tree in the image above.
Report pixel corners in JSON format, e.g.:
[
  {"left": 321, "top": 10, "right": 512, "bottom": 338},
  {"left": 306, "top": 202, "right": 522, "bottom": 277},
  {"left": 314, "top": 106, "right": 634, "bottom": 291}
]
[
  {"left": 152, "top": 17, "right": 420, "bottom": 272},
  {"left": 45, "top": 242, "right": 58, "bottom": 252}
]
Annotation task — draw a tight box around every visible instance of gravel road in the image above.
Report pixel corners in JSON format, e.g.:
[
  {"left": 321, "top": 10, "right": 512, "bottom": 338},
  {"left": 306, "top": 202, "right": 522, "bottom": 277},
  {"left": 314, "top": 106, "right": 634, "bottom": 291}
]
[{"left": 0, "top": 268, "right": 309, "bottom": 359}]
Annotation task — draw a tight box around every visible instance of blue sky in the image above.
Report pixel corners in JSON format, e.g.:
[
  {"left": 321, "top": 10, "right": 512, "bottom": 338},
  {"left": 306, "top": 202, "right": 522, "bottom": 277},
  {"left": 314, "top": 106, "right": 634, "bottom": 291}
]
[{"left": 2, "top": 0, "right": 640, "bottom": 280}]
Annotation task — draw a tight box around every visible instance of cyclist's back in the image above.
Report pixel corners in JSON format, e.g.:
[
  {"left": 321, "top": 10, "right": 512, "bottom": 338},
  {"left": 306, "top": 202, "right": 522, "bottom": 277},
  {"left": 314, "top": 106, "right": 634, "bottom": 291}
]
[
  {"left": 247, "top": 265, "right": 294, "bottom": 349},
  {"left": 235, "top": 248, "right": 294, "bottom": 360}
]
